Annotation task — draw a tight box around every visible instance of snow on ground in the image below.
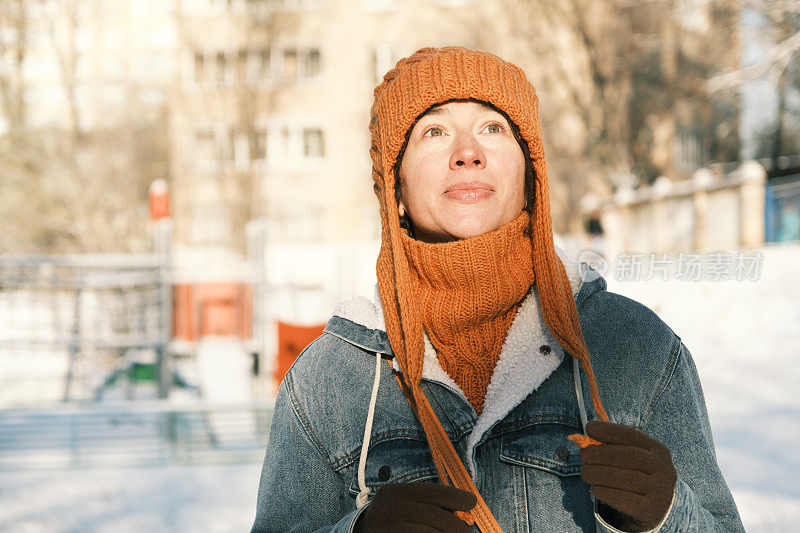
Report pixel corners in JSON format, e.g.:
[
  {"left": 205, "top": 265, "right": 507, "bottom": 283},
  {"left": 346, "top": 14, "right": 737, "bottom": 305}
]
[
  {"left": 605, "top": 243, "right": 800, "bottom": 532},
  {"left": 0, "top": 243, "right": 798, "bottom": 532},
  {"left": 0, "top": 464, "right": 263, "bottom": 533}
]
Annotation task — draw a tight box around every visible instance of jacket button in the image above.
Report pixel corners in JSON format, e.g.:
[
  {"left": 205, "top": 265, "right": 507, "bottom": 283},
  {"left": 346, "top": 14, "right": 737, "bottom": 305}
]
[
  {"left": 378, "top": 465, "right": 391, "bottom": 482},
  {"left": 555, "top": 445, "right": 570, "bottom": 462},
  {"left": 539, "top": 345, "right": 551, "bottom": 356}
]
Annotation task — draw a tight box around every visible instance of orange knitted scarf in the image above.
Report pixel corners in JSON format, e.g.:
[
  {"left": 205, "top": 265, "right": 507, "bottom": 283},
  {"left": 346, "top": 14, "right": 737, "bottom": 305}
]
[{"left": 401, "top": 211, "right": 534, "bottom": 415}]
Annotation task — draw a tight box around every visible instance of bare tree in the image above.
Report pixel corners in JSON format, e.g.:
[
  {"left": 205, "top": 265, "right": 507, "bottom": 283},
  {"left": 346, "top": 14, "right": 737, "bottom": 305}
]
[
  {"left": 0, "top": 0, "right": 170, "bottom": 254},
  {"left": 746, "top": 2, "right": 799, "bottom": 162},
  {"left": 483, "top": 0, "right": 742, "bottom": 232},
  {"left": 705, "top": 1, "right": 800, "bottom": 93},
  {"left": 43, "top": 0, "right": 81, "bottom": 150},
  {"left": 0, "top": 0, "right": 28, "bottom": 138}
]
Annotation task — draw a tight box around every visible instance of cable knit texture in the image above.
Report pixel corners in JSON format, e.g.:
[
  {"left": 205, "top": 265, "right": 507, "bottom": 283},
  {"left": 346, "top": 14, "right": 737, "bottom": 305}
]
[{"left": 402, "top": 211, "right": 533, "bottom": 415}]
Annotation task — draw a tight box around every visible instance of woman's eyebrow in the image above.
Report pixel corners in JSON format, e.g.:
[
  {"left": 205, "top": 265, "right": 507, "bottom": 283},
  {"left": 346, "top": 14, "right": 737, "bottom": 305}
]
[
  {"left": 422, "top": 107, "right": 449, "bottom": 118},
  {"left": 477, "top": 107, "right": 505, "bottom": 119}
]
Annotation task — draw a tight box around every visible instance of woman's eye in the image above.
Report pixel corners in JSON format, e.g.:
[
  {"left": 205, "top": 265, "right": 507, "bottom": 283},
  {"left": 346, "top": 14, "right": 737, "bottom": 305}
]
[
  {"left": 485, "top": 123, "right": 502, "bottom": 134},
  {"left": 424, "top": 127, "right": 444, "bottom": 137}
]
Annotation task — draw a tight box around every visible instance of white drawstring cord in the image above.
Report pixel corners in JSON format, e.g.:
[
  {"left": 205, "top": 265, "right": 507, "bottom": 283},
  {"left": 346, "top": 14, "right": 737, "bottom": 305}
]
[
  {"left": 356, "top": 351, "right": 383, "bottom": 508},
  {"left": 573, "top": 357, "right": 588, "bottom": 432},
  {"left": 573, "top": 356, "right": 601, "bottom": 514}
]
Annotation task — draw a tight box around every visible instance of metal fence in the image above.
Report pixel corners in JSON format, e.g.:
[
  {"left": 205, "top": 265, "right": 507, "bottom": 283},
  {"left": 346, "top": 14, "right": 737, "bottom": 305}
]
[
  {"left": 0, "top": 401, "right": 272, "bottom": 470},
  {"left": 765, "top": 172, "right": 800, "bottom": 243},
  {"left": 0, "top": 253, "right": 170, "bottom": 406}
]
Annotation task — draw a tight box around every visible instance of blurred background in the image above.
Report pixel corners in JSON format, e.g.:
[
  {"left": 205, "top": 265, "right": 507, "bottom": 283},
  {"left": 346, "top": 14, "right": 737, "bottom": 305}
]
[{"left": 0, "top": 0, "right": 798, "bottom": 531}]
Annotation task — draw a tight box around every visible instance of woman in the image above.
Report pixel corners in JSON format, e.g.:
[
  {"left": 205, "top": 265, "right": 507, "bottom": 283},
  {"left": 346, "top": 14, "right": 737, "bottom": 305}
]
[{"left": 250, "top": 46, "right": 744, "bottom": 533}]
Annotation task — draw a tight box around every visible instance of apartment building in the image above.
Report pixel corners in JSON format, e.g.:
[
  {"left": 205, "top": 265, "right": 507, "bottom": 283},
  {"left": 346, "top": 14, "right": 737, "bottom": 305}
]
[{"left": 169, "top": 0, "right": 487, "bottom": 259}]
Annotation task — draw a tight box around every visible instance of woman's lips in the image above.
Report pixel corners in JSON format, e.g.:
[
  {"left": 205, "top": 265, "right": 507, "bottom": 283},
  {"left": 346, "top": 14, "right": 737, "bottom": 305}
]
[{"left": 444, "top": 182, "right": 494, "bottom": 203}]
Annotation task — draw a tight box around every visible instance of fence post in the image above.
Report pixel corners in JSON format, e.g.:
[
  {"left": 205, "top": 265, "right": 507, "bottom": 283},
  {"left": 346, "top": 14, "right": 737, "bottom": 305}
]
[
  {"left": 151, "top": 179, "right": 173, "bottom": 400},
  {"left": 246, "top": 219, "right": 268, "bottom": 398},
  {"left": 154, "top": 219, "right": 173, "bottom": 399},
  {"left": 738, "top": 161, "right": 767, "bottom": 249},
  {"left": 652, "top": 176, "right": 672, "bottom": 253},
  {"left": 692, "top": 168, "right": 712, "bottom": 253},
  {"left": 63, "top": 286, "right": 82, "bottom": 402}
]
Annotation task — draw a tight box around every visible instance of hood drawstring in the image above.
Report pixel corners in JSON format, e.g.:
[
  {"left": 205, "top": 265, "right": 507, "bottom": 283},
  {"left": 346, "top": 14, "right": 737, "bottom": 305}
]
[
  {"left": 573, "top": 357, "right": 588, "bottom": 432},
  {"left": 573, "top": 355, "right": 603, "bottom": 514},
  {"left": 356, "top": 350, "right": 384, "bottom": 508}
]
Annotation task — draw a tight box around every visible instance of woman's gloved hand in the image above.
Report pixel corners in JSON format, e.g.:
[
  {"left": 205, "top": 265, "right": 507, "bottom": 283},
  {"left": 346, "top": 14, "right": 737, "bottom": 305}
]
[
  {"left": 353, "top": 482, "right": 477, "bottom": 533},
  {"left": 578, "top": 420, "right": 677, "bottom": 532}
]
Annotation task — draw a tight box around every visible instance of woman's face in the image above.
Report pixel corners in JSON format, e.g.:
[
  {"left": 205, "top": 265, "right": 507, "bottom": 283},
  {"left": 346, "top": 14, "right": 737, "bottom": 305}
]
[{"left": 398, "top": 101, "right": 526, "bottom": 243}]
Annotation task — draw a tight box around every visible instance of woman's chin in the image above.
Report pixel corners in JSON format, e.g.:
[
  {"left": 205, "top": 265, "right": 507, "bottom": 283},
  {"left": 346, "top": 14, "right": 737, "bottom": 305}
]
[
  {"left": 414, "top": 205, "right": 518, "bottom": 242},
  {"left": 441, "top": 218, "right": 502, "bottom": 241}
]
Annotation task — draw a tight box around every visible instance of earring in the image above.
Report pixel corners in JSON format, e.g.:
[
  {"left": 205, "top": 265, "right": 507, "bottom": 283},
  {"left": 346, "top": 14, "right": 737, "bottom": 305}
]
[{"left": 398, "top": 203, "right": 406, "bottom": 218}]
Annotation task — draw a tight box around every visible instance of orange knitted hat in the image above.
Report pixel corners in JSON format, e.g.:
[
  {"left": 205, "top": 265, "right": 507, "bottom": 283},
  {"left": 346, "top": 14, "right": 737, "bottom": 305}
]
[{"left": 369, "top": 46, "right": 609, "bottom": 528}]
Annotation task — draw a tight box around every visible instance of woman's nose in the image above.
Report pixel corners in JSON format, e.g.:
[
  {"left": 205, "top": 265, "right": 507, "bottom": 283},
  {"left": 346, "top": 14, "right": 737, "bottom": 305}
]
[{"left": 449, "top": 133, "right": 486, "bottom": 170}]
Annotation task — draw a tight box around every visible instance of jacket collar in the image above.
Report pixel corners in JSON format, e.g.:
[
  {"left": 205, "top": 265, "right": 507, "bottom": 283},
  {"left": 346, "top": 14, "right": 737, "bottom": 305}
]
[{"left": 328, "top": 245, "right": 606, "bottom": 475}]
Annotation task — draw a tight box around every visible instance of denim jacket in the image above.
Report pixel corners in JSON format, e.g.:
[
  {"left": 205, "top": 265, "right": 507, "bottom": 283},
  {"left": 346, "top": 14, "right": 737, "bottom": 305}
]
[{"left": 251, "top": 249, "right": 745, "bottom": 533}]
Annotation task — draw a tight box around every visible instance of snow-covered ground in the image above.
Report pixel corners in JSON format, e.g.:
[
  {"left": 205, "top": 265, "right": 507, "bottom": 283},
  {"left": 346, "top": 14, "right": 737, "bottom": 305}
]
[
  {"left": 605, "top": 243, "right": 800, "bottom": 532},
  {"left": 0, "top": 464, "right": 263, "bottom": 533},
  {"left": 1, "top": 243, "right": 798, "bottom": 532}
]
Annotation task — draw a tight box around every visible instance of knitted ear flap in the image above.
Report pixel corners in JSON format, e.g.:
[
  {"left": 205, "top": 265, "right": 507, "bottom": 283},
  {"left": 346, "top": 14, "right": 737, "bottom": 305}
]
[
  {"left": 369, "top": 54, "right": 428, "bottom": 388},
  {"left": 529, "top": 153, "right": 610, "bottom": 422}
]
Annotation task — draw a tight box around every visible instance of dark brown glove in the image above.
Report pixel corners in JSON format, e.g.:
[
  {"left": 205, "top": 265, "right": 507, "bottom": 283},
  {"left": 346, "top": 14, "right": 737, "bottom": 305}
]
[
  {"left": 578, "top": 420, "right": 677, "bottom": 532},
  {"left": 353, "top": 482, "right": 477, "bottom": 533}
]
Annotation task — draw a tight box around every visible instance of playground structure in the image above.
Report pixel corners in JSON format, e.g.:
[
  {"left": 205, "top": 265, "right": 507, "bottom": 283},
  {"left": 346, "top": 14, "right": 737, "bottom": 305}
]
[
  {"left": 0, "top": 252, "right": 171, "bottom": 406},
  {"left": 0, "top": 181, "right": 378, "bottom": 468},
  {"left": 0, "top": 216, "right": 377, "bottom": 410}
]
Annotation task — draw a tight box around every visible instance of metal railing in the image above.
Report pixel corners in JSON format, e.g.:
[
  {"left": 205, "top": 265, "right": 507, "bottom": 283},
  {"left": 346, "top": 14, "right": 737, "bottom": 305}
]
[
  {"left": 0, "top": 253, "right": 170, "bottom": 405},
  {"left": 0, "top": 401, "right": 273, "bottom": 470}
]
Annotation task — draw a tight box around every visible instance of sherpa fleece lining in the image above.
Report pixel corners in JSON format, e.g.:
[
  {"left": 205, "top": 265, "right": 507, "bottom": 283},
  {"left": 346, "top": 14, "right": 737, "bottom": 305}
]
[{"left": 332, "top": 245, "right": 584, "bottom": 477}]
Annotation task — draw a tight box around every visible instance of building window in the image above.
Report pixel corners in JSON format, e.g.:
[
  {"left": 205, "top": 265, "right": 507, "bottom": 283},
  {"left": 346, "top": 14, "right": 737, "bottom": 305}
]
[
  {"left": 303, "top": 128, "right": 324, "bottom": 158},
  {"left": 282, "top": 49, "right": 299, "bottom": 80},
  {"left": 192, "top": 123, "right": 324, "bottom": 170},
  {"left": 255, "top": 48, "right": 270, "bottom": 80},
  {"left": 191, "top": 46, "right": 319, "bottom": 85},
  {"left": 242, "top": 48, "right": 271, "bottom": 82},
  {"left": 194, "top": 52, "right": 206, "bottom": 83},
  {"left": 302, "top": 49, "right": 320, "bottom": 79},
  {"left": 371, "top": 44, "right": 394, "bottom": 85},
  {"left": 675, "top": 126, "right": 705, "bottom": 172},
  {"left": 236, "top": 49, "right": 249, "bottom": 82},
  {"left": 224, "top": 128, "right": 236, "bottom": 162},
  {"left": 191, "top": 50, "right": 231, "bottom": 85},
  {"left": 195, "top": 130, "right": 219, "bottom": 165},
  {"left": 251, "top": 129, "right": 268, "bottom": 161},
  {"left": 278, "top": 47, "right": 321, "bottom": 82},
  {"left": 216, "top": 51, "right": 227, "bottom": 84}
]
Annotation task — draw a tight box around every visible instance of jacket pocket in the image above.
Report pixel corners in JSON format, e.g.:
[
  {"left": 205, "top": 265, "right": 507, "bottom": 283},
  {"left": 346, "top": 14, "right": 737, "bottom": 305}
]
[
  {"left": 347, "top": 435, "right": 440, "bottom": 498},
  {"left": 499, "top": 422, "right": 583, "bottom": 476}
]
